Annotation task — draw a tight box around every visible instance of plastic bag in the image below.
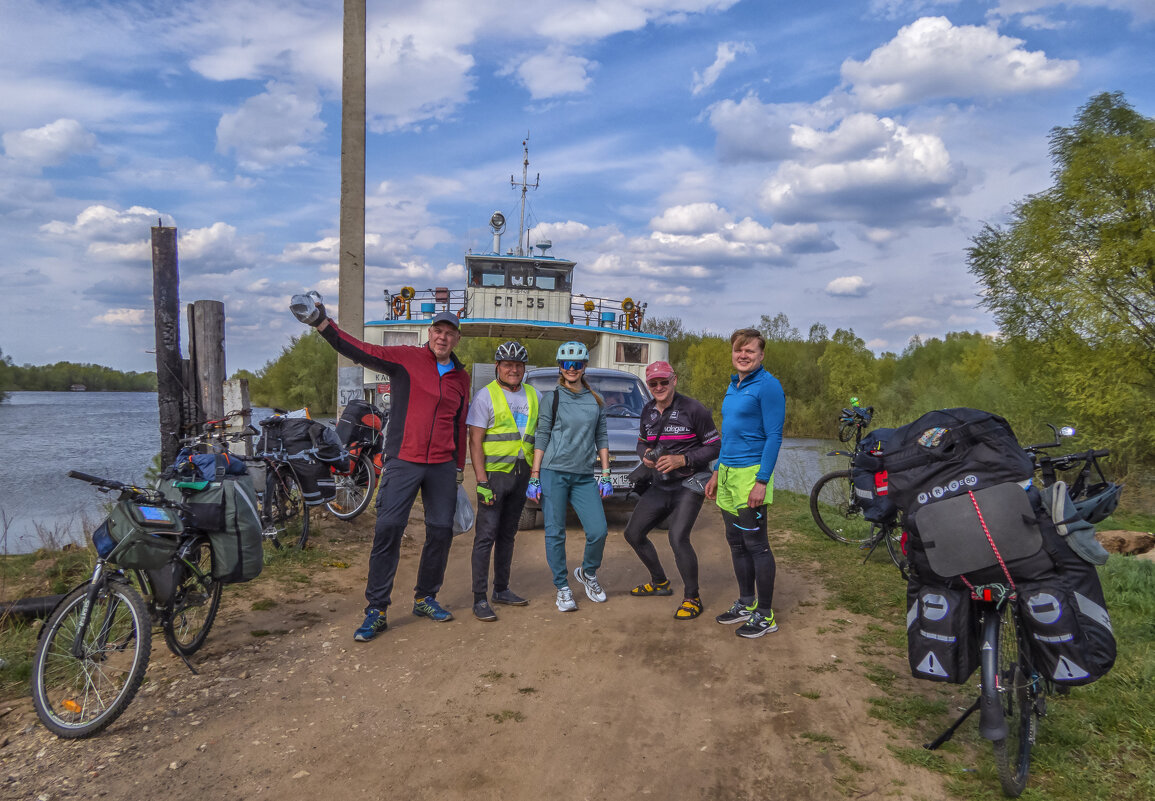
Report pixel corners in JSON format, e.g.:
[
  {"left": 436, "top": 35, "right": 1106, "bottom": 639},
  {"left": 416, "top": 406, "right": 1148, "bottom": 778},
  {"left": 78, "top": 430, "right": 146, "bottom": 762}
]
[{"left": 453, "top": 483, "right": 475, "bottom": 535}]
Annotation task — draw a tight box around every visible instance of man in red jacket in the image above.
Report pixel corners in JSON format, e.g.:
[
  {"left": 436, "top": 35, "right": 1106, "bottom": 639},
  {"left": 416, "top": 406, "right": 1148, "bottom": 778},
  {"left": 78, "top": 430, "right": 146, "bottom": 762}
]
[{"left": 293, "top": 298, "right": 470, "bottom": 642}]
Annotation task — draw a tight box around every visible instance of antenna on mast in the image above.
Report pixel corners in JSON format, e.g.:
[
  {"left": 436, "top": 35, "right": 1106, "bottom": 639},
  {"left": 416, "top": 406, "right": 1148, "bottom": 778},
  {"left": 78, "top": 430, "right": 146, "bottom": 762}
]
[{"left": 510, "top": 135, "right": 539, "bottom": 257}]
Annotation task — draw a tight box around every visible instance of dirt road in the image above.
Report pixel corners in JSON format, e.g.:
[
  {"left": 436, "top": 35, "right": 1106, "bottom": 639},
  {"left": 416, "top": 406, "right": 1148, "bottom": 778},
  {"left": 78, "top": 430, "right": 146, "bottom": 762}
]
[{"left": 1, "top": 500, "right": 947, "bottom": 801}]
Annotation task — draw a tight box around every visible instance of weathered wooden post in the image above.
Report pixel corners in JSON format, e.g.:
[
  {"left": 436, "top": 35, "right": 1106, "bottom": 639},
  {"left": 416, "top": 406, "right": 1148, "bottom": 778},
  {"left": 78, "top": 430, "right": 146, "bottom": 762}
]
[
  {"left": 151, "top": 225, "right": 182, "bottom": 470},
  {"left": 188, "top": 300, "right": 226, "bottom": 427},
  {"left": 337, "top": 0, "right": 367, "bottom": 411}
]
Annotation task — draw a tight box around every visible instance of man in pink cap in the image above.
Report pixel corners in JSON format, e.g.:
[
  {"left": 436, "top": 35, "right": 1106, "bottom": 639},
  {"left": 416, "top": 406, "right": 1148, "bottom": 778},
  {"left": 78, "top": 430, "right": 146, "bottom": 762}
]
[{"left": 622, "top": 360, "right": 720, "bottom": 620}]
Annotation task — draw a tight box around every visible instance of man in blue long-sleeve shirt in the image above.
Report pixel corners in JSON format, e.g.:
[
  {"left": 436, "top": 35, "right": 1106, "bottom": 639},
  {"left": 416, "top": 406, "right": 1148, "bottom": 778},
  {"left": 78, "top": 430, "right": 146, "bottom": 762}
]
[{"left": 705, "top": 328, "right": 786, "bottom": 639}]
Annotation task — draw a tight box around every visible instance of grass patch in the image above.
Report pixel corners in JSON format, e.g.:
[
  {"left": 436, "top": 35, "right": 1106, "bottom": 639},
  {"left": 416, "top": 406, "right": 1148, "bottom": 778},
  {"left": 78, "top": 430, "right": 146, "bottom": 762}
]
[
  {"left": 488, "top": 710, "right": 525, "bottom": 724},
  {"left": 798, "top": 689, "right": 822, "bottom": 700},
  {"left": 517, "top": 687, "right": 536, "bottom": 694},
  {"left": 481, "top": 670, "right": 505, "bottom": 681},
  {"left": 799, "top": 731, "right": 836, "bottom": 744},
  {"left": 251, "top": 599, "right": 277, "bottom": 611}
]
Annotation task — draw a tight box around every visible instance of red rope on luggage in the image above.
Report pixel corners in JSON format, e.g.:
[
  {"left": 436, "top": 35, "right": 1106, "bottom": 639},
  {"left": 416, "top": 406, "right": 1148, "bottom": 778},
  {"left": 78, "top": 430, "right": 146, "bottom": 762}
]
[{"left": 960, "top": 489, "right": 1017, "bottom": 599}]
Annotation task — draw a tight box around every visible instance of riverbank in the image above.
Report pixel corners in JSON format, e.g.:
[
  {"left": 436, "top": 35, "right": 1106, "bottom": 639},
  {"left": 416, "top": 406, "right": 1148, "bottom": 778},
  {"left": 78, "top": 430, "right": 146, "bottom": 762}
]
[{"left": 3, "top": 491, "right": 1153, "bottom": 801}]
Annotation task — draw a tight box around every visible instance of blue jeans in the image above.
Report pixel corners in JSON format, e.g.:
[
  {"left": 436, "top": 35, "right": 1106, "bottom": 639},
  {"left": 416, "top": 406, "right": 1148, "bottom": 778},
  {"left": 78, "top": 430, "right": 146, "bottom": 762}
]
[{"left": 541, "top": 469, "right": 608, "bottom": 588}]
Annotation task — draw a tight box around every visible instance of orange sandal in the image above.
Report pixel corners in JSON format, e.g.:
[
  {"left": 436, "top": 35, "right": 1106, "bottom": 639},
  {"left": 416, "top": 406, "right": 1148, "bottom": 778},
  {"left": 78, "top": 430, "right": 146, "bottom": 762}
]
[{"left": 674, "top": 597, "right": 702, "bottom": 620}]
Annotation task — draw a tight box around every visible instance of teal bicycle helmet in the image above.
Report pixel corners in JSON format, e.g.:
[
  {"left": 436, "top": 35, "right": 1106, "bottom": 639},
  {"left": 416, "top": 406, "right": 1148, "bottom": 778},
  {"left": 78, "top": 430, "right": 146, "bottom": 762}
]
[{"left": 556, "top": 341, "right": 589, "bottom": 362}]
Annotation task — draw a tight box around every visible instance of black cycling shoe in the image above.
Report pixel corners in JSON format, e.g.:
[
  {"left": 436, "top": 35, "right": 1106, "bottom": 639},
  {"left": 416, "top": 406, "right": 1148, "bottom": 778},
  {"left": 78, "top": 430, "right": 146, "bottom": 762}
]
[
  {"left": 492, "top": 589, "right": 529, "bottom": 606},
  {"left": 473, "top": 599, "right": 498, "bottom": 621}
]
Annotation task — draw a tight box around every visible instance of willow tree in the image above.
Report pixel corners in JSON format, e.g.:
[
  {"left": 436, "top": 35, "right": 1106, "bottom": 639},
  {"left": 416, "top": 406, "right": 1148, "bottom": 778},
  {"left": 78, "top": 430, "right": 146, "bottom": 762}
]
[{"left": 968, "top": 92, "right": 1155, "bottom": 462}]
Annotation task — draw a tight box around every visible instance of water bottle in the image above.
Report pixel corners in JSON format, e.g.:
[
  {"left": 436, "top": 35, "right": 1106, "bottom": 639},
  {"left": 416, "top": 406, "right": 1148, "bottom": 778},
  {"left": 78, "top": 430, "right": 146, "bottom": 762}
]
[{"left": 290, "top": 289, "right": 324, "bottom": 317}]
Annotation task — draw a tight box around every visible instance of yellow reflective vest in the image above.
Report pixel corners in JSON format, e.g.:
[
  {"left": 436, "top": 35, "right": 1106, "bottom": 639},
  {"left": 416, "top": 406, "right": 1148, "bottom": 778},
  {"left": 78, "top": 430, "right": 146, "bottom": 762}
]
[{"left": 482, "top": 382, "right": 539, "bottom": 473}]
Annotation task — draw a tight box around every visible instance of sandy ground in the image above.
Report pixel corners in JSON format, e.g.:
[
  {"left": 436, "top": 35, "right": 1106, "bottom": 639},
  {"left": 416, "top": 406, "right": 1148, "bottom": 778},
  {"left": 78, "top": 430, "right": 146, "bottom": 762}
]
[{"left": 0, "top": 496, "right": 949, "bottom": 801}]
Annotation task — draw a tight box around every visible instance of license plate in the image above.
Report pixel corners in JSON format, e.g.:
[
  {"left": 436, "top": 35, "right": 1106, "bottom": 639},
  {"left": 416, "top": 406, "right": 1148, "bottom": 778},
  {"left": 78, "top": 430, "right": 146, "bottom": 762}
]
[{"left": 610, "top": 473, "right": 632, "bottom": 489}]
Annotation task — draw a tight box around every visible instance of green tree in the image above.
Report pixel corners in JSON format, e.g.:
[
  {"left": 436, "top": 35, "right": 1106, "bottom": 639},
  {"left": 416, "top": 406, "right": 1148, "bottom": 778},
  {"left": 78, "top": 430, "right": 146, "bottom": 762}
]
[
  {"left": 0, "top": 347, "right": 12, "bottom": 402},
  {"left": 248, "top": 331, "right": 338, "bottom": 414},
  {"left": 968, "top": 91, "right": 1155, "bottom": 380}
]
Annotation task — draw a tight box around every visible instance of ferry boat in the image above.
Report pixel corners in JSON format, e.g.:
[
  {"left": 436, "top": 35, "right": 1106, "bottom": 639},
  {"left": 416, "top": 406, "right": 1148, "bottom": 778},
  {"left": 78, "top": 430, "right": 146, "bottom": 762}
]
[{"left": 361, "top": 142, "right": 669, "bottom": 402}]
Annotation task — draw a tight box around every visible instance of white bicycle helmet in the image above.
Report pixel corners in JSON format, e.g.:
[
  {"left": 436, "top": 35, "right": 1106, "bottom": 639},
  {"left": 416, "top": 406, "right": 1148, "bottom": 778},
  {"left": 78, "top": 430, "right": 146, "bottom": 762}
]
[
  {"left": 494, "top": 340, "right": 529, "bottom": 363},
  {"left": 556, "top": 341, "right": 589, "bottom": 362}
]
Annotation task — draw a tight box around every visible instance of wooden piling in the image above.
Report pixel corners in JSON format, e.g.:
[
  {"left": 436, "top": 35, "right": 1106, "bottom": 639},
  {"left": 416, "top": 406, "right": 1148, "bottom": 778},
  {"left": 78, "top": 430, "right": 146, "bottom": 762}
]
[
  {"left": 151, "top": 225, "right": 182, "bottom": 470},
  {"left": 189, "top": 300, "right": 226, "bottom": 426}
]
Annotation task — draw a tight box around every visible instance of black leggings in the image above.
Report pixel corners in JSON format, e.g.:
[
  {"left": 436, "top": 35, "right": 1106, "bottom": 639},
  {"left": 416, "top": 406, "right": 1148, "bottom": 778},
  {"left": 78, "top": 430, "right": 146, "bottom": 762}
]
[
  {"left": 623, "top": 486, "right": 705, "bottom": 598},
  {"left": 722, "top": 506, "right": 776, "bottom": 613}
]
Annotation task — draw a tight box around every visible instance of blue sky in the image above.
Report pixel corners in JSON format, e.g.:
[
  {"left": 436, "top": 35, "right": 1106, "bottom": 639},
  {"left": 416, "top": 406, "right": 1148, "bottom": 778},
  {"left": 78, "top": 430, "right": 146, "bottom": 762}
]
[{"left": 2, "top": 0, "right": 1153, "bottom": 374}]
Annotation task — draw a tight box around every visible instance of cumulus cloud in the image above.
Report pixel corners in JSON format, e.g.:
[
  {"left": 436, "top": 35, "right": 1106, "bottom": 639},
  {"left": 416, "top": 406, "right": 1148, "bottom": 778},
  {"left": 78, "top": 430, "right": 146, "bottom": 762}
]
[
  {"left": 93, "top": 308, "right": 150, "bottom": 326},
  {"left": 760, "top": 114, "right": 960, "bottom": 227},
  {"left": 504, "top": 47, "right": 596, "bottom": 99},
  {"left": 842, "top": 17, "right": 1078, "bottom": 109},
  {"left": 216, "top": 82, "right": 325, "bottom": 170},
  {"left": 707, "top": 95, "right": 821, "bottom": 163},
  {"left": 40, "top": 205, "right": 173, "bottom": 244},
  {"left": 650, "top": 202, "right": 733, "bottom": 234},
  {"left": 691, "top": 41, "right": 753, "bottom": 95},
  {"left": 3, "top": 119, "right": 96, "bottom": 167},
  {"left": 825, "top": 275, "right": 873, "bottom": 297},
  {"left": 533, "top": 0, "right": 743, "bottom": 42}
]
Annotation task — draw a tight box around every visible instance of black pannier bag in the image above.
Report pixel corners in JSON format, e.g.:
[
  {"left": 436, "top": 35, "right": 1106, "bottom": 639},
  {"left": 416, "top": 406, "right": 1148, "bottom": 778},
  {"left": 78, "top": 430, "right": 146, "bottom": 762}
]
[
  {"left": 906, "top": 581, "right": 979, "bottom": 683},
  {"left": 882, "top": 408, "right": 1035, "bottom": 529},
  {"left": 851, "top": 427, "right": 897, "bottom": 524},
  {"left": 336, "top": 399, "right": 384, "bottom": 450},
  {"left": 257, "top": 416, "right": 342, "bottom": 505}
]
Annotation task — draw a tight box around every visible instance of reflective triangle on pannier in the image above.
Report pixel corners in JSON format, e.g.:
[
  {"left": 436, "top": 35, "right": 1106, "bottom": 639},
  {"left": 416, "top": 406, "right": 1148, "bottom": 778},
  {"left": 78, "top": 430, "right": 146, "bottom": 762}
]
[
  {"left": 1054, "top": 656, "right": 1090, "bottom": 682},
  {"left": 917, "top": 651, "right": 949, "bottom": 678}
]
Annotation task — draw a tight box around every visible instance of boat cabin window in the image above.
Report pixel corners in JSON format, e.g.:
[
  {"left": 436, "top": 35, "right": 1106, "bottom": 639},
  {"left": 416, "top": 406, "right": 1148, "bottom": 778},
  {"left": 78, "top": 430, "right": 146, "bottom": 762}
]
[
  {"left": 615, "top": 342, "right": 649, "bottom": 365},
  {"left": 468, "top": 259, "right": 573, "bottom": 291}
]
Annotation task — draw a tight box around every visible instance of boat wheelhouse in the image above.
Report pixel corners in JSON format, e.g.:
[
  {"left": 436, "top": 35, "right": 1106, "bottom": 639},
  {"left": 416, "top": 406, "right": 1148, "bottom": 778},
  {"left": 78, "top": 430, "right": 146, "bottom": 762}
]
[{"left": 361, "top": 144, "right": 668, "bottom": 402}]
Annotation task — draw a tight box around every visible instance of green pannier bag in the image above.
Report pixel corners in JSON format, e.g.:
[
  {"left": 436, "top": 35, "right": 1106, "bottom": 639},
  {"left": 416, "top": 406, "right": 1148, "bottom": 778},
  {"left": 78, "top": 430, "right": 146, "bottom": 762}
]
[
  {"left": 161, "top": 474, "right": 264, "bottom": 583},
  {"left": 105, "top": 500, "right": 183, "bottom": 570}
]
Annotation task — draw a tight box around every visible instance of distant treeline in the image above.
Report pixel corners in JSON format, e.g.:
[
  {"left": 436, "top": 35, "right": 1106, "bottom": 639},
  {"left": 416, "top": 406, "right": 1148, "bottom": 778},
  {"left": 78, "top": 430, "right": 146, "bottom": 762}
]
[
  {"left": 0, "top": 349, "right": 156, "bottom": 394},
  {"left": 235, "top": 314, "right": 1153, "bottom": 489}
]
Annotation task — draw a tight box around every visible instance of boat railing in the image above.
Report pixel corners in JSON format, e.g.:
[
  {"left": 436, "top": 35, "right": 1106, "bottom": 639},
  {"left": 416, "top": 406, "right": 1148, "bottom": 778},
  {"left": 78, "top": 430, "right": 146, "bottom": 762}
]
[{"left": 382, "top": 287, "right": 646, "bottom": 332}]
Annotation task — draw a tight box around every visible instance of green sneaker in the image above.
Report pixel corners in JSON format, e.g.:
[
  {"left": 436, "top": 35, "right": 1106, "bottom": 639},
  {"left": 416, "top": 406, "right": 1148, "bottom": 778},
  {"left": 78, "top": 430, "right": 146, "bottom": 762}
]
[
  {"left": 715, "top": 600, "right": 755, "bottom": 625},
  {"left": 736, "top": 610, "right": 778, "bottom": 639}
]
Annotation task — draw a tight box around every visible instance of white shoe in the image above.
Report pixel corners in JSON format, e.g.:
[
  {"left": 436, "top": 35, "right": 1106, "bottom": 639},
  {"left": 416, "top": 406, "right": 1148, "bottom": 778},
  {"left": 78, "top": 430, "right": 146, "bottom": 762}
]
[
  {"left": 574, "top": 567, "right": 607, "bottom": 603},
  {"left": 556, "top": 586, "right": 578, "bottom": 612}
]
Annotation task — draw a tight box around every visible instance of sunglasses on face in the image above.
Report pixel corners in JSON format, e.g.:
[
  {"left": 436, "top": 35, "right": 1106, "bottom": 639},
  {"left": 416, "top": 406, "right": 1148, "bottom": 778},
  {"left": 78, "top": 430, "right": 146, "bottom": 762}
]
[
  {"left": 558, "top": 360, "right": 586, "bottom": 371},
  {"left": 647, "top": 378, "right": 671, "bottom": 388}
]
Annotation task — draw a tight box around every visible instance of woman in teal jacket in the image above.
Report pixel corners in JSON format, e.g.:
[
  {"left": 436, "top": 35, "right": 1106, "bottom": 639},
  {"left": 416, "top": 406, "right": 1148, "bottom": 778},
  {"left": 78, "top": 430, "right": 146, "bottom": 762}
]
[{"left": 528, "top": 342, "right": 613, "bottom": 612}]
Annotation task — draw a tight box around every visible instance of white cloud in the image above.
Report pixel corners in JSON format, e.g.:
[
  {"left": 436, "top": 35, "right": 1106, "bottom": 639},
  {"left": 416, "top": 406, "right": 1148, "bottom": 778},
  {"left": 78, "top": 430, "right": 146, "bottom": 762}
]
[
  {"left": 216, "top": 82, "right": 325, "bottom": 170},
  {"left": 93, "top": 308, "right": 149, "bottom": 326},
  {"left": 842, "top": 17, "right": 1078, "bottom": 109},
  {"left": 707, "top": 95, "right": 826, "bottom": 163},
  {"left": 40, "top": 205, "right": 173, "bottom": 243},
  {"left": 691, "top": 41, "right": 753, "bottom": 96},
  {"left": 760, "top": 114, "right": 959, "bottom": 227},
  {"left": 650, "top": 202, "right": 733, "bottom": 234},
  {"left": 826, "top": 275, "right": 873, "bottom": 297},
  {"left": 3, "top": 119, "right": 96, "bottom": 167},
  {"left": 506, "top": 48, "right": 596, "bottom": 100},
  {"left": 533, "top": 0, "right": 743, "bottom": 42},
  {"left": 883, "top": 315, "right": 936, "bottom": 329},
  {"left": 992, "top": 0, "right": 1155, "bottom": 24}
]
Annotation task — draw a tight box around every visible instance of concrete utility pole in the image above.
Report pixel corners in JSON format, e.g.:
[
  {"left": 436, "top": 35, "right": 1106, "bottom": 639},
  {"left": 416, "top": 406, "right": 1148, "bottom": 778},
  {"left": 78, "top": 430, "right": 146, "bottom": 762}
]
[{"left": 337, "top": 0, "right": 367, "bottom": 411}]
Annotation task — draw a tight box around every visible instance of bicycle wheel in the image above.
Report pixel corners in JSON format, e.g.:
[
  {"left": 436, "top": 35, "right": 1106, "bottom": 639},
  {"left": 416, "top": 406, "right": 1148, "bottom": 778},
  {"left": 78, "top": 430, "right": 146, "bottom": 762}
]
[
  {"left": 882, "top": 523, "right": 906, "bottom": 571},
  {"left": 325, "top": 451, "right": 376, "bottom": 520},
  {"left": 268, "top": 465, "right": 310, "bottom": 549},
  {"left": 988, "top": 604, "right": 1036, "bottom": 796},
  {"left": 31, "top": 579, "right": 151, "bottom": 738},
  {"left": 809, "top": 470, "right": 873, "bottom": 545},
  {"left": 162, "top": 537, "right": 223, "bottom": 657}
]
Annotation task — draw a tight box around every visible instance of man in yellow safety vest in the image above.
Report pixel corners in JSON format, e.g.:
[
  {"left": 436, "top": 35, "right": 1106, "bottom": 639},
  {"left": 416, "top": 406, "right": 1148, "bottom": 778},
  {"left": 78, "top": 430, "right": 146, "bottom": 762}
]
[{"left": 466, "top": 341, "right": 539, "bottom": 621}]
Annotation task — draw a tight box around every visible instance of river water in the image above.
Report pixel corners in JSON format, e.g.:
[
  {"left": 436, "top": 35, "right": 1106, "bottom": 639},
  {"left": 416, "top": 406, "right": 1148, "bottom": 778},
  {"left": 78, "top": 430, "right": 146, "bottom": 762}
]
[
  {"left": 0, "top": 392, "right": 275, "bottom": 554},
  {"left": 0, "top": 391, "right": 842, "bottom": 554}
]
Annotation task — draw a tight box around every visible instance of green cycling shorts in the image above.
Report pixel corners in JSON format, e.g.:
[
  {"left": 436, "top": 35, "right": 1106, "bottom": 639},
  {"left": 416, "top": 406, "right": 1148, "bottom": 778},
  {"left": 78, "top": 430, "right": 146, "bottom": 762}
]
[{"left": 715, "top": 463, "right": 773, "bottom": 516}]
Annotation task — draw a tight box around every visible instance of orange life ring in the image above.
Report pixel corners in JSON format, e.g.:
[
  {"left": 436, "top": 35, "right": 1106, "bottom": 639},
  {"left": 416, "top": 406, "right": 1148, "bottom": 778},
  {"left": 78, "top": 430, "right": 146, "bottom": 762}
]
[{"left": 392, "top": 295, "right": 406, "bottom": 318}]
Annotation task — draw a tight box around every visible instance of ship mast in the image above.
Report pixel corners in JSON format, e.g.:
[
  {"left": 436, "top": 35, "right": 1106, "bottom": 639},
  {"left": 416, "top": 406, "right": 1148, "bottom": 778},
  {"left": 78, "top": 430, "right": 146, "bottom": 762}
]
[{"left": 511, "top": 137, "right": 539, "bottom": 257}]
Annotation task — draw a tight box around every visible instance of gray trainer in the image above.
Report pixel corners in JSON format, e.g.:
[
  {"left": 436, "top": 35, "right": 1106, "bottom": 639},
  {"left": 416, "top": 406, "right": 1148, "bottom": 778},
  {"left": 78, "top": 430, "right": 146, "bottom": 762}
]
[
  {"left": 574, "top": 567, "right": 607, "bottom": 603},
  {"left": 556, "top": 586, "right": 578, "bottom": 612}
]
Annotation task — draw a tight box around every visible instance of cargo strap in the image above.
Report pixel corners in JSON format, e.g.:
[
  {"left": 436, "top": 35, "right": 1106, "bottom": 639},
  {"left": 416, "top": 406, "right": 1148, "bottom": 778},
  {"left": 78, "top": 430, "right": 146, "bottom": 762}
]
[{"left": 959, "top": 489, "right": 1017, "bottom": 601}]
